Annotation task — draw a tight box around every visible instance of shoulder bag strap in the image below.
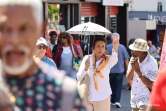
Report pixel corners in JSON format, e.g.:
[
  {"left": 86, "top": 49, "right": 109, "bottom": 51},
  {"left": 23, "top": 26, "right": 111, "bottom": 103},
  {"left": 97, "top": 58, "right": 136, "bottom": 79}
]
[{"left": 71, "top": 43, "right": 76, "bottom": 57}]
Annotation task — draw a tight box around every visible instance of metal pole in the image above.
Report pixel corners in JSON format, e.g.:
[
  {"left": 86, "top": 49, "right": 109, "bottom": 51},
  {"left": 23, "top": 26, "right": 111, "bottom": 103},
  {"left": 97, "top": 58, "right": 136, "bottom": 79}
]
[{"left": 88, "top": 35, "right": 90, "bottom": 55}]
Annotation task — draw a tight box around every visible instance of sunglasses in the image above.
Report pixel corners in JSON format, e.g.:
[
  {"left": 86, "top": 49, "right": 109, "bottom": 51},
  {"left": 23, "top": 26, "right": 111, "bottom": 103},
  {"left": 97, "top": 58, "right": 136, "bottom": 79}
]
[
  {"left": 60, "top": 36, "right": 67, "bottom": 39},
  {"left": 37, "top": 45, "right": 47, "bottom": 50}
]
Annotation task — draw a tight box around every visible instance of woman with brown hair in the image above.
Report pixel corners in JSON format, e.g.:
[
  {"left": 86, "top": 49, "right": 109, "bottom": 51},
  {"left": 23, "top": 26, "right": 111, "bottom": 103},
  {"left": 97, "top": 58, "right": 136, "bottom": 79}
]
[
  {"left": 55, "top": 32, "right": 81, "bottom": 79},
  {"left": 77, "top": 37, "right": 118, "bottom": 111}
]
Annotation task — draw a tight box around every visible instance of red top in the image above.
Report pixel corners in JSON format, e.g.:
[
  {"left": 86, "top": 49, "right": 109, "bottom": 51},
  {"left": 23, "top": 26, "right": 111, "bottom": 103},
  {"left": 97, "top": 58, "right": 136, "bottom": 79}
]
[
  {"left": 150, "top": 68, "right": 166, "bottom": 110},
  {"left": 74, "top": 40, "right": 81, "bottom": 46},
  {"left": 45, "top": 48, "right": 52, "bottom": 58}
]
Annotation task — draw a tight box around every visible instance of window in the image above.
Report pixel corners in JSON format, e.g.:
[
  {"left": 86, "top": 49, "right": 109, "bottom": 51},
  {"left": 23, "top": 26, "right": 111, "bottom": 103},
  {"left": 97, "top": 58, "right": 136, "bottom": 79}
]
[
  {"left": 158, "top": 2, "right": 162, "bottom": 12},
  {"left": 81, "top": 17, "right": 95, "bottom": 23},
  {"left": 110, "top": 16, "right": 117, "bottom": 33}
]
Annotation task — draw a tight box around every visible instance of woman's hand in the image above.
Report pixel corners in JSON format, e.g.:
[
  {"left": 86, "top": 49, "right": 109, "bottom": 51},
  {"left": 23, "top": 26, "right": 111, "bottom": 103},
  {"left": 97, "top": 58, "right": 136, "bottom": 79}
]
[
  {"left": 85, "top": 56, "right": 90, "bottom": 71},
  {"left": 74, "top": 54, "right": 78, "bottom": 58},
  {"left": 112, "top": 37, "right": 119, "bottom": 51}
]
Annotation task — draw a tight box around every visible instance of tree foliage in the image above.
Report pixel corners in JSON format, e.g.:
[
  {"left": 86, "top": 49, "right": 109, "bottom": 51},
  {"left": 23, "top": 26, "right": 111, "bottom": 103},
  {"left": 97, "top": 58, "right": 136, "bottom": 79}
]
[{"left": 48, "top": 4, "right": 59, "bottom": 20}]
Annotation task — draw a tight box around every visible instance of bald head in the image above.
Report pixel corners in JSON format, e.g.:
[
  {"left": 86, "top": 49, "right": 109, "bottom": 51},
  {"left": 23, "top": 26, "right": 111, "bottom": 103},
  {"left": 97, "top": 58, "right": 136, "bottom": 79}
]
[{"left": 0, "top": 0, "right": 43, "bottom": 25}]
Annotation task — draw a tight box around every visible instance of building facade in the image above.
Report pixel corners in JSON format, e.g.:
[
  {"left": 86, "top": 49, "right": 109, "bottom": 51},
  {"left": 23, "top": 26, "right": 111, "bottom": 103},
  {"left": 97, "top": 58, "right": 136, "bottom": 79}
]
[
  {"left": 42, "top": 0, "right": 130, "bottom": 46},
  {"left": 128, "top": 0, "right": 166, "bottom": 47},
  {"left": 129, "top": 0, "right": 166, "bottom": 24}
]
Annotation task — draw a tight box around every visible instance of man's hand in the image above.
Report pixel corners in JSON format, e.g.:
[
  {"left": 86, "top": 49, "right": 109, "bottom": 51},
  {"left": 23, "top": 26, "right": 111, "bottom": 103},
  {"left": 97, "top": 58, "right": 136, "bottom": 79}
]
[
  {"left": 129, "top": 57, "right": 135, "bottom": 70},
  {"left": 131, "top": 58, "right": 142, "bottom": 77},
  {"left": 126, "top": 58, "right": 135, "bottom": 82}
]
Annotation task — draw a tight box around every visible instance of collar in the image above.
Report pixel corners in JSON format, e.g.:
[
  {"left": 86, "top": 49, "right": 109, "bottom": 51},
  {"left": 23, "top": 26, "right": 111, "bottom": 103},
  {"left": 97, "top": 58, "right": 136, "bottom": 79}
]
[
  {"left": 138, "top": 53, "right": 150, "bottom": 65},
  {"left": 48, "top": 40, "right": 55, "bottom": 46},
  {"left": 42, "top": 55, "right": 47, "bottom": 61},
  {"left": 59, "top": 43, "right": 72, "bottom": 49}
]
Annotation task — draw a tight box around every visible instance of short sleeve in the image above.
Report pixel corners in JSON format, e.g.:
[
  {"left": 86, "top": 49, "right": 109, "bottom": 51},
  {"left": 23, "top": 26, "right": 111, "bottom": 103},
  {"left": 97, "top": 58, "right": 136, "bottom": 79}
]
[
  {"left": 145, "top": 70, "right": 158, "bottom": 82},
  {"left": 49, "top": 58, "right": 57, "bottom": 69},
  {"left": 144, "top": 60, "right": 158, "bottom": 82},
  {"left": 152, "top": 45, "right": 156, "bottom": 51},
  {"left": 122, "top": 46, "right": 130, "bottom": 60},
  {"left": 106, "top": 44, "right": 113, "bottom": 55}
]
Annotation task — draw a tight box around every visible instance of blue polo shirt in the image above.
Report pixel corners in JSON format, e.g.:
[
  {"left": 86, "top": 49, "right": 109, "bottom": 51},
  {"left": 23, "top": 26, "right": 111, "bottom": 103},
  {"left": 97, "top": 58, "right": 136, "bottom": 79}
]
[
  {"left": 42, "top": 56, "right": 57, "bottom": 68},
  {"left": 107, "top": 44, "right": 130, "bottom": 73}
]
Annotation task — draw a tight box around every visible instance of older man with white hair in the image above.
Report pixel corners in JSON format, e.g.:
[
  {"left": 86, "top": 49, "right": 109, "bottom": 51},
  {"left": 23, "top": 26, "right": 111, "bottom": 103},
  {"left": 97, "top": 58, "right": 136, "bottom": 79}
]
[
  {"left": 107, "top": 33, "right": 130, "bottom": 108},
  {"left": 0, "top": 0, "right": 87, "bottom": 111}
]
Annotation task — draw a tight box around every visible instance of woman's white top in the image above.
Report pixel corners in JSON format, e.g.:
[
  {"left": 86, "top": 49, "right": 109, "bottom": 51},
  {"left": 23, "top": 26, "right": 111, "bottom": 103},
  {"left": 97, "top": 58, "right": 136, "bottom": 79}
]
[
  {"left": 62, "top": 46, "right": 71, "bottom": 54},
  {"left": 77, "top": 52, "right": 118, "bottom": 101}
]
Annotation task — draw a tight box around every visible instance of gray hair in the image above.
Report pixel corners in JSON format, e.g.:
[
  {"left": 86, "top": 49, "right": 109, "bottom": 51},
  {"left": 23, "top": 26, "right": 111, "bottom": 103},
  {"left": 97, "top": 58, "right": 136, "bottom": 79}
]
[
  {"left": 112, "top": 33, "right": 120, "bottom": 38},
  {"left": 0, "top": 0, "right": 43, "bottom": 26}
]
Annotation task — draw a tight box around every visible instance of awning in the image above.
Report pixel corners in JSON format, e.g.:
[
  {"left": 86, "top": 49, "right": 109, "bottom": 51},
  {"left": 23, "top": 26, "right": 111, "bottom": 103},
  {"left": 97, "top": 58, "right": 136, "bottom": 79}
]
[
  {"left": 80, "top": 0, "right": 101, "bottom": 2},
  {"left": 102, "top": 0, "right": 124, "bottom": 6},
  {"left": 41, "top": 0, "right": 80, "bottom": 3}
]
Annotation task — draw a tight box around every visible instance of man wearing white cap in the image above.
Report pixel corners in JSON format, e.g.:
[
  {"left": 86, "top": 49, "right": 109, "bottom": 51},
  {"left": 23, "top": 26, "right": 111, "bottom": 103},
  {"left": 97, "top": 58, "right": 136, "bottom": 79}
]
[
  {"left": 126, "top": 38, "right": 158, "bottom": 111},
  {"left": 34, "top": 37, "right": 57, "bottom": 68}
]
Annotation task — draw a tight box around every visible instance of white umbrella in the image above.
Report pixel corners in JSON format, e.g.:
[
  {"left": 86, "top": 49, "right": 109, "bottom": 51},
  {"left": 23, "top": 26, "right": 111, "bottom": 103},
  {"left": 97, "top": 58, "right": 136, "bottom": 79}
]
[{"left": 66, "top": 22, "right": 111, "bottom": 35}]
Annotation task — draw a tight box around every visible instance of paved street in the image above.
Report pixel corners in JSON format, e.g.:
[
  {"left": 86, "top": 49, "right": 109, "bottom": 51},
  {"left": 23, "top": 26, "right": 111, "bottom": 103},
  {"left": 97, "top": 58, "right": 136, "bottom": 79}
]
[{"left": 111, "top": 75, "right": 132, "bottom": 111}]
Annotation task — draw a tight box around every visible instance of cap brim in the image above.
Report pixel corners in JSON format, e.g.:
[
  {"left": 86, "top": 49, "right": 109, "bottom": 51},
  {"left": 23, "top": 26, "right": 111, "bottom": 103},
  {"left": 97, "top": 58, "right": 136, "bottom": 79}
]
[
  {"left": 36, "top": 42, "right": 48, "bottom": 46},
  {"left": 129, "top": 44, "right": 149, "bottom": 52}
]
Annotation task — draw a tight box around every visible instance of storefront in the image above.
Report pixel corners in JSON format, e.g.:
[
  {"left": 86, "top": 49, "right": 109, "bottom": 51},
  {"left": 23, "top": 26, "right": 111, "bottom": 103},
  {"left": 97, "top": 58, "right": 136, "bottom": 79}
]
[
  {"left": 129, "top": 11, "right": 166, "bottom": 24},
  {"left": 42, "top": 0, "right": 129, "bottom": 46},
  {"left": 104, "top": 0, "right": 128, "bottom": 46},
  {"left": 80, "top": 0, "right": 129, "bottom": 46},
  {"left": 129, "top": 12, "right": 166, "bottom": 47},
  {"left": 42, "top": 0, "right": 81, "bottom": 38},
  {"left": 81, "top": 3, "right": 98, "bottom": 23},
  {"left": 80, "top": 0, "right": 106, "bottom": 27},
  {"left": 108, "top": 6, "right": 119, "bottom": 32}
]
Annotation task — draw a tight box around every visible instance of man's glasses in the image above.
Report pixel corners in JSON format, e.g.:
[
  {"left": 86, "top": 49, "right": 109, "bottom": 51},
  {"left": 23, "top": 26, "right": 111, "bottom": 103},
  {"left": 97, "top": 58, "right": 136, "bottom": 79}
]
[{"left": 37, "top": 45, "right": 47, "bottom": 50}]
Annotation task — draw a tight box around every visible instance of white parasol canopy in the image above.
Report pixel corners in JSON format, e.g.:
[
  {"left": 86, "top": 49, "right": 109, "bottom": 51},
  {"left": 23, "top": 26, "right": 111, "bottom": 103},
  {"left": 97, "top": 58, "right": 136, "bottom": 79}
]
[{"left": 66, "top": 22, "right": 111, "bottom": 35}]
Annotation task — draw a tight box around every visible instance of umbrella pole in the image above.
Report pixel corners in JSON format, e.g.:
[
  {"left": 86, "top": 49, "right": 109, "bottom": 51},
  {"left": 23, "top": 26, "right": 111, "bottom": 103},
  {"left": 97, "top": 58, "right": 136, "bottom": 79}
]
[{"left": 88, "top": 35, "right": 90, "bottom": 55}]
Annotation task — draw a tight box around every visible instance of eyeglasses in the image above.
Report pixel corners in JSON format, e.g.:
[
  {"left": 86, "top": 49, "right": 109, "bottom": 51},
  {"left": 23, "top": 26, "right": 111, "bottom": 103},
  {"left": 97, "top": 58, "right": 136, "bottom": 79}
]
[{"left": 37, "top": 45, "right": 47, "bottom": 50}]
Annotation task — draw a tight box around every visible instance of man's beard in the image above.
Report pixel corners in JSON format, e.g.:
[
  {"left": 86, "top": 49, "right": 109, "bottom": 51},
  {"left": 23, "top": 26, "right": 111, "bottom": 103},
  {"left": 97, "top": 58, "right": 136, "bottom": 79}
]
[{"left": 1, "top": 45, "right": 33, "bottom": 75}]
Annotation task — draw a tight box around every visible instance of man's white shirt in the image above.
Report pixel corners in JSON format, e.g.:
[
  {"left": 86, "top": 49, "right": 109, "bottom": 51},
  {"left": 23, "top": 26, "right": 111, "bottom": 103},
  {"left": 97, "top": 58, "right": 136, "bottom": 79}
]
[{"left": 128, "top": 54, "right": 158, "bottom": 108}]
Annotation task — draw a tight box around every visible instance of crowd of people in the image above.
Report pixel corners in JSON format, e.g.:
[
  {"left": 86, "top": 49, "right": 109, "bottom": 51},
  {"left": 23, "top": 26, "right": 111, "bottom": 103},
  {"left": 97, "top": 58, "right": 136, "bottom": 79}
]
[{"left": 0, "top": 0, "right": 165, "bottom": 111}]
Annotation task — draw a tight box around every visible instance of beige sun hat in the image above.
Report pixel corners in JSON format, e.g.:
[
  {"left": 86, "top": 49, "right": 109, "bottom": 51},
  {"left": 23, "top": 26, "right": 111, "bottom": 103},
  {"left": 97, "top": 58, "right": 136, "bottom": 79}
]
[{"left": 129, "top": 38, "right": 149, "bottom": 52}]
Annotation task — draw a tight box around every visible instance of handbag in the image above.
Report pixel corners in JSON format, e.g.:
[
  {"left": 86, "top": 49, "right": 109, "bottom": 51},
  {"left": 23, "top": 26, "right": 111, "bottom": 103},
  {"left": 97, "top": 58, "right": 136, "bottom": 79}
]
[
  {"left": 71, "top": 44, "right": 82, "bottom": 71},
  {"left": 77, "top": 74, "right": 90, "bottom": 102}
]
